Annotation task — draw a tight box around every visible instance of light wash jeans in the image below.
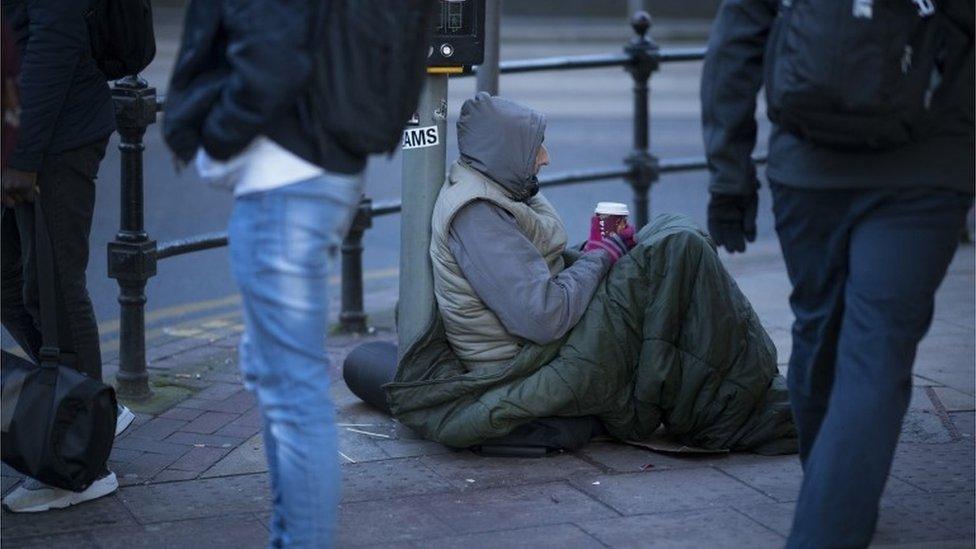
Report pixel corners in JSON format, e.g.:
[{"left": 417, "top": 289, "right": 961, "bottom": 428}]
[{"left": 228, "top": 173, "right": 363, "bottom": 548}]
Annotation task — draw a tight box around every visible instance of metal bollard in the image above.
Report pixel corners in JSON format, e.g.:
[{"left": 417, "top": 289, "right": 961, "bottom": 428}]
[
  {"left": 108, "top": 76, "right": 158, "bottom": 401},
  {"left": 623, "top": 11, "right": 660, "bottom": 229},
  {"left": 339, "top": 198, "right": 373, "bottom": 334}
]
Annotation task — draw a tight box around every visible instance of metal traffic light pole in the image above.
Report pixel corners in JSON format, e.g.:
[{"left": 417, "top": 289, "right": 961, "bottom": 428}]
[{"left": 397, "top": 73, "right": 450, "bottom": 362}]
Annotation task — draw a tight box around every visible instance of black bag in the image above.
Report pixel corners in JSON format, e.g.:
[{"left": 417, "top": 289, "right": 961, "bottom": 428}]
[
  {"left": 0, "top": 203, "right": 117, "bottom": 492},
  {"left": 303, "top": 0, "right": 437, "bottom": 157},
  {"left": 765, "top": 0, "right": 947, "bottom": 150},
  {"left": 85, "top": 0, "right": 156, "bottom": 80}
]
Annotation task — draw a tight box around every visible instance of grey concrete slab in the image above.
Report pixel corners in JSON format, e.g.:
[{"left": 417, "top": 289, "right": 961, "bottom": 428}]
[
  {"left": 949, "top": 412, "right": 974, "bottom": 439},
  {"left": 573, "top": 467, "right": 774, "bottom": 516},
  {"left": 577, "top": 441, "right": 715, "bottom": 473},
  {"left": 735, "top": 500, "right": 962, "bottom": 546},
  {"left": 914, "top": 322, "right": 975, "bottom": 394},
  {"left": 167, "top": 446, "right": 232, "bottom": 474},
  {"left": 336, "top": 497, "right": 453, "bottom": 546},
  {"left": 340, "top": 457, "right": 456, "bottom": 504},
  {"left": 375, "top": 438, "right": 455, "bottom": 459},
  {"left": 1, "top": 530, "right": 95, "bottom": 548},
  {"left": 890, "top": 442, "right": 975, "bottom": 493},
  {"left": 418, "top": 481, "right": 618, "bottom": 534},
  {"left": 338, "top": 429, "right": 390, "bottom": 464},
  {"left": 580, "top": 508, "right": 784, "bottom": 548},
  {"left": 420, "top": 450, "right": 601, "bottom": 490},
  {"left": 718, "top": 455, "right": 921, "bottom": 503},
  {"left": 932, "top": 386, "right": 976, "bottom": 412},
  {"left": 898, "top": 410, "right": 957, "bottom": 444},
  {"left": 201, "top": 434, "right": 267, "bottom": 478},
  {"left": 883, "top": 491, "right": 976, "bottom": 540},
  {"left": 1, "top": 494, "right": 137, "bottom": 539},
  {"left": 425, "top": 523, "right": 605, "bottom": 549},
  {"left": 96, "top": 514, "right": 269, "bottom": 549},
  {"left": 118, "top": 474, "right": 270, "bottom": 524}
]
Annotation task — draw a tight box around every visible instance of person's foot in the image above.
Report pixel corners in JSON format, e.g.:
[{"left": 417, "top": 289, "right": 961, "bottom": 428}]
[
  {"left": 1, "top": 472, "right": 118, "bottom": 513},
  {"left": 116, "top": 404, "right": 135, "bottom": 437}
]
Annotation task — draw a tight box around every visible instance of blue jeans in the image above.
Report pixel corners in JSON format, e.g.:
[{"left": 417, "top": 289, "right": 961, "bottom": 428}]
[
  {"left": 229, "top": 173, "right": 363, "bottom": 548},
  {"left": 772, "top": 183, "right": 972, "bottom": 549}
]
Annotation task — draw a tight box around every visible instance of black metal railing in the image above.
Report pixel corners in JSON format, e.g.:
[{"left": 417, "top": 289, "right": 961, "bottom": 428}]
[{"left": 106, "top": 12, "right": 765, "bottom": 400}]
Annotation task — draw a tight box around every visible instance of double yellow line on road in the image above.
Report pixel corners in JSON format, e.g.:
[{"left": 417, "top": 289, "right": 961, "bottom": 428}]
[{"left": 4, "top": 266, "right": 401, "bottom": 355}]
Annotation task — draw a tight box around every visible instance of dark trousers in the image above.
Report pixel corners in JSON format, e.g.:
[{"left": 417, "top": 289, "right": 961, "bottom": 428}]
[
  {"left": 772, "top": 183, "right": 972, "bottom": 549},
  {"left": 1, "top": 139, "right": 108, "bottom": 380}
]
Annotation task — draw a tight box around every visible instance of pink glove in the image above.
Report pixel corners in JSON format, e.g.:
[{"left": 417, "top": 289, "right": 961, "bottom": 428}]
[{"left": 584, "top": 215, "right": 635, "bottom": 264}]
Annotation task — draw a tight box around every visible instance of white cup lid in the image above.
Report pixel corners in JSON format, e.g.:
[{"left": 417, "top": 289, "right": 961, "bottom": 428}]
[{"left": 595, "top": 202, "right": 629, "bottom": 216}]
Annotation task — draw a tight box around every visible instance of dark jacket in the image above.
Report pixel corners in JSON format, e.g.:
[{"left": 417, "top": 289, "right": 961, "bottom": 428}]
[
  {"left": 163, "top": 0, "right": 365, "bottom": 175},
  {"left": 2, "top": 0, "right": 115, "bottom": 173},
  {"left": 701, "top": 0, "right": 975, "bottom": 195}
]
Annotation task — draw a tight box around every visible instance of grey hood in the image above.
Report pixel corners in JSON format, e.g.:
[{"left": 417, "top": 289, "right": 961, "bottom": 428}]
[{"left": 457, "top": 92, "right": 547, "bottom": 202}]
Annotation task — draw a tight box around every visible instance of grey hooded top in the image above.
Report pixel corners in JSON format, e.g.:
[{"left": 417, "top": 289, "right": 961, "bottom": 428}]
[{"left": 448, "top": 93, "right": 611, "bottom": 345}]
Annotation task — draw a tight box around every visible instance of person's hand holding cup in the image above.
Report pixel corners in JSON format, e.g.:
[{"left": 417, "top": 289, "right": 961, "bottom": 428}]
[{"left": 584, "top": 202, "right": 636, "bottom": 264}]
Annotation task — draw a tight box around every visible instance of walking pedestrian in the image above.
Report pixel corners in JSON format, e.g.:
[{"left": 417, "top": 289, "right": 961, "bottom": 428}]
[
  {"left": 1, "top": 0, "right": 135, "bottom": 513},
  {"left": 701, "top": 0, "right": 974, "bottom": 546},
  {"left": 163, "top": 1, "right": 392, "bottom": 545}
]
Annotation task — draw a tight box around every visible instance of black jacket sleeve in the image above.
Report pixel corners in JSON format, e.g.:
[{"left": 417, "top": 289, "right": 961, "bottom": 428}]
[
  {"left": 700, "top": 0, "right": 777, "bottom": 196},
  {"left": 200, "top": 0, "right": 315, "bottom": 160},
  {"left": 8, "top": 0, "right": 88, "bottom": 172}
]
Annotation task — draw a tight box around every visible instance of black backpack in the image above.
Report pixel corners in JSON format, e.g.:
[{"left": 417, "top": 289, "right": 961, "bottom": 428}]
[
  {"left": 303, "top": 0, "right": 437, "bottom": 157},
  {"left": 85, "top": 0, "right": 156, "bottom": 80},
  {"left": 765, "top": 0, "right": 947, "bottom": 150},
  {"left": 1, "top": 202, "right": 117, "bottom": 492}
]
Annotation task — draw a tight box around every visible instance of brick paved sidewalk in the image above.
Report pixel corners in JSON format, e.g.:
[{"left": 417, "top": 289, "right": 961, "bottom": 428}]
[{"left": 2, "top": 244, "right": 973, "bottom": 548}]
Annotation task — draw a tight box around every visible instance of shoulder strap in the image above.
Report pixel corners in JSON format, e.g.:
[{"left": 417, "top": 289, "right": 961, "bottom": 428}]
[{"left": 30, "top": 199, "right": 60, "bottom": 365}]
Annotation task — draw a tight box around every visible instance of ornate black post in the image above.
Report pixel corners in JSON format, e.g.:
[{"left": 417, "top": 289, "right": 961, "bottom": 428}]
[
  {"left": 108, "top": 76, "right": 158, "bottom": 400},
  {"left": 624, "top": 11, "right": 660, "bottom": 228},
  {"left": 339, "top": 198, "right": 372, "bottom": 334}
]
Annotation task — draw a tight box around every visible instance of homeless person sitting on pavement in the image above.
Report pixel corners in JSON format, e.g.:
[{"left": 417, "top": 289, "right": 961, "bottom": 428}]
[{"left": 378, "top": 92, "right": 796, "bottom": 455}]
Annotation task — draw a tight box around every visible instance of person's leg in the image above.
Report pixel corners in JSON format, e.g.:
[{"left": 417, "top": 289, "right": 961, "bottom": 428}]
[
  {"left": 770, "top": 183, "right": 855, "bottom": 465},
  {"left": 787, "top": 189, "right": 972, "bottom": 548},
  {"left": 1, "top": 207, "right": 42, "bottom": 361},
  {"left": 229, "top": 173, "right": 362, "bottom": 548},
  {"left": 20, "top": 140, "right": 107, "bottom": 379}
]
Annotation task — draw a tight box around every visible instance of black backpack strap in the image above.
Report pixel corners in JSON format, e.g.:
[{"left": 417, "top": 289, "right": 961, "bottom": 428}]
[{"left": 30, "top": 199, "right": 61, "bottom": 366}]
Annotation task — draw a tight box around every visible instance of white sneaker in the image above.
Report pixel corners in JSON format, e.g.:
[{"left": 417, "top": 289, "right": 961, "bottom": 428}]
[
  {"left": 116, "top": 404, "right": 135, "bottom": 437},
  {"left": 2, "top": 472, "right": 118, "bottom": 513}
]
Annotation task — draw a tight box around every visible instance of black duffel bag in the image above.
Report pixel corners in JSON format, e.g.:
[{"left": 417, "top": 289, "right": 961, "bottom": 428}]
[{"left": 0, "top": 202, "right": 117, "bottom": 492}]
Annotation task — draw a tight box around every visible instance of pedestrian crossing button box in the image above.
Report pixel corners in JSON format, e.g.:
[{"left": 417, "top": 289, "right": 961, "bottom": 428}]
[{"left": 428, "top": 0, "right": 485, "bottom": 69}]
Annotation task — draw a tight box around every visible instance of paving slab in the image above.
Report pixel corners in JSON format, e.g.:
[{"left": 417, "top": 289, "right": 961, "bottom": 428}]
[
  {"left": 416, "top": 481, "right": 619, "bottom": 534},
  {"left": 889, "top": 442, "right": 975, "bottom": 493},
  {"left": 201, "top": 434, "right": 267, "bottom": 478},
  {"left": 717, "top": 454, "right": 921, "bottom": 503},
  {"left": 339, "top": 457, "right": 456, "bottom": 504},
  {"left": 338, "top": 429, "right": 390, "bottom": 464},
  {"left": 1, "top": 494, "right": 137, "bottom": 539},
  {"left": 949, "top": 412, "right": 974, "bottom": 439},
  {"left": 96, "top": 514, "right": 269, "bottom": 549},
  {"left": 337, "top": 497, "right": 452, "bottom": 546},
  {"left": 580, "top": 507, "right": 784, "bottom": 548},
  {"left": 933, "top": 387, "right": 976, "bottom": 412},
  {"left": 181, "top": 411, "right": 239, "bottom": 434},
  {"left": 0, "top": 529, "right": 94, "bottom": 548},
  {"left": 577, "top": 441, "right": 715, "bottom": 473},
  {"left": 420, "top": 450, "right": 601, "bottom": 489},
  {"left": 118, "top": 474, "right": 270, "bottom": 524},
  {"left": 883, "top": 491, "right": 976, "bottom": 540},
  {"left": 167, "top": 446, "right": 232, "bottom": 473},
  {"left": 573, "top": 467, "right": 774, "bottom": 515},
  {"left": 913, "top": 321, "right": 976, "bottom": 394},
  {"left": 734, "top": 500, "right": 962, "bottom": 546},
  {"left": 424, "top": 523, "right": 604, "bottom": 549}
]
